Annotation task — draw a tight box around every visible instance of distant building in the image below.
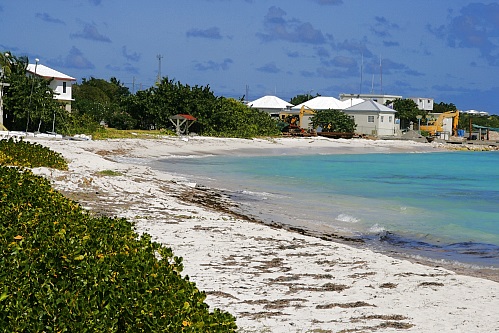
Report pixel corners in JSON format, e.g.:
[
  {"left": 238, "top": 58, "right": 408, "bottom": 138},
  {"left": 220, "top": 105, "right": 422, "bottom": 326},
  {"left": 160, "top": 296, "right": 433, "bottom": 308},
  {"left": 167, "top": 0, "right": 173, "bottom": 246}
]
[
  {"left": 339, "top": 93, "right": 402, "bottom": 106},
  {"left": 26, "top": 63, "right": 76, "bottom": 112},
  {"left": 409, "top": 97, "right": 434, "bottom": 111},
  {"left": 461, "top": 109, "right": 489, "bottom": 116}
]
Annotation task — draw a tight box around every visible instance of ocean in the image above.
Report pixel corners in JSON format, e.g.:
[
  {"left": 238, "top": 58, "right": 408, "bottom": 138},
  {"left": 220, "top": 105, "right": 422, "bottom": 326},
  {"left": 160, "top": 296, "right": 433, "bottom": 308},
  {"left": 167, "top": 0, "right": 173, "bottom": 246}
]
[{"left": 152, "top": 151, "right": 499, "bottom": 269}]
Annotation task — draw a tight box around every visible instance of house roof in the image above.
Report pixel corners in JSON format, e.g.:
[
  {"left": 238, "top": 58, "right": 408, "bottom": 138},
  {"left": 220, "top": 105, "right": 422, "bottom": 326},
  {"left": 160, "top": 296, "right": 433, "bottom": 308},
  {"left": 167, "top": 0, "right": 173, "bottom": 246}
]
[
  {"left": 247, "top": 95, "right": 294, "bottom": 109},
  {"left": 343, "top": 99, "right": 396, "bottom": 113},
  {"left": 26, "top": 63, "right": 76, "bottom": 81},
  {"left": 170, "top": 114, "right": 197, "bottom": 121},
  {"left": 293, "top": 96, "right": 345, "bottom": 110},
  {"left": 339, "top": 98, "right": 365, "bottom": 109}
]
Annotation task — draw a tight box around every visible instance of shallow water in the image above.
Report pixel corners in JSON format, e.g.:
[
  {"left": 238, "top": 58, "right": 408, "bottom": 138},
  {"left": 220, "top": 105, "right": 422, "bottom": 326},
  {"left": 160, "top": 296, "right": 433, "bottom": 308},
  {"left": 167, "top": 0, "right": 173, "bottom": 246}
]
[{"left": 152, "top": 151, "right": 499, "bottom": 269}]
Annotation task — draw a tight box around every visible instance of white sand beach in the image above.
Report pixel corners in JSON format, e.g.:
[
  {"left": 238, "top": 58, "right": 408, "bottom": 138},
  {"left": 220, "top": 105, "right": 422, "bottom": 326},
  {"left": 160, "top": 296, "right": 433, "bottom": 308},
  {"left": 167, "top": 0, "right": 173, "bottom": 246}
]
[{"left": 29, "top": 136, "right": 498, "bottom": 332}]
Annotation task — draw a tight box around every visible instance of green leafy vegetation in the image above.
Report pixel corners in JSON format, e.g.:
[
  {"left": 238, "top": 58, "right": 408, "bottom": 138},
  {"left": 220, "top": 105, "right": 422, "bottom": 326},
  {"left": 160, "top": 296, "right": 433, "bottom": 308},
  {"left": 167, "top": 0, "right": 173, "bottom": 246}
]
[
  {"left": 71, "top": 77, "right": 280, "bottom": 138},
  {"left": 310, "top": 109, "right": 357, "bottom": 133},
  {"left": 459, "top": 113, "right": 499, "bottom": 130},
  {"left": 0, "top": 165, "right": 237, "bottom": 332},
  {"left": 387, "top": 98, "right": 425, "bottom": 129},
  {"left": 1, "top": 54, "right": 63, "bottom": 133},
  {"left": 97, "top": 170, "right": 123, "bottom": 176},
  {"left": 2, "top": 52, "right": 281, "bottom": 139},
  {"left": 0, "top": 138, "right": 68, "bottom": 170}
]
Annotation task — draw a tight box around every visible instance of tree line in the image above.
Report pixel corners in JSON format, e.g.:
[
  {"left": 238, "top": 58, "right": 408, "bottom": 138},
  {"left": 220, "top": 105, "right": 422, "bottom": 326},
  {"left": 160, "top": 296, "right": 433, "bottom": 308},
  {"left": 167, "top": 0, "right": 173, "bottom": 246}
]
[
  {"left": 2, "top": 52, "right": 498, "bottom": 137},
  {"left": 1, "top": 53, "right": 280, "bottom": 138}
]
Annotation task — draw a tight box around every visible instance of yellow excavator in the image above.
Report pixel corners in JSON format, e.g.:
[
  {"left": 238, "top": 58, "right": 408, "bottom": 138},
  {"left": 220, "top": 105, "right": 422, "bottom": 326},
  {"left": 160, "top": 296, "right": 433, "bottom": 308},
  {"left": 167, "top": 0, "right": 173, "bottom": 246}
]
[
  {"left": 298, "top": 105, "right": 316, "bottom": 129},
  {"left": 420, "top": 111, "right": 459, "bottom": 136},
  {"left": 279, "top": 105, "right": 316, "bottom": 135}
]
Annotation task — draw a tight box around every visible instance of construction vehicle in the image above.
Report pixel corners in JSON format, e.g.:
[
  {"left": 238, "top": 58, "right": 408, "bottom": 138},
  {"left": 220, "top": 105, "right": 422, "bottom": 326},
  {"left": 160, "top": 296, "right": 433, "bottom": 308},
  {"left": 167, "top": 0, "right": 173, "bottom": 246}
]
[
  {"left": 420, "top": 111, "right": 459, "bottom": 137},
  {"left": 279, "top": 105, "right": 316, "bottom": 136}
]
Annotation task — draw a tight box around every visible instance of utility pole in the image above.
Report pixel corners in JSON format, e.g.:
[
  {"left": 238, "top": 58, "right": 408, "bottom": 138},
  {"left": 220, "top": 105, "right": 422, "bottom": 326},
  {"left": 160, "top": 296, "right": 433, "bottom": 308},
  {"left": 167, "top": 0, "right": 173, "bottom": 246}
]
[{"left": 156, "top": 54, "right": 163, "bottom": 84}]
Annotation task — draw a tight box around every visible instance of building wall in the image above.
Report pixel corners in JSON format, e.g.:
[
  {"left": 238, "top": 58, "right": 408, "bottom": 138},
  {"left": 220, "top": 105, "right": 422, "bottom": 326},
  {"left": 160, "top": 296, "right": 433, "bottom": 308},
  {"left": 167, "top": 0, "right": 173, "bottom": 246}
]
[{"left": 49, "top": 79, "right": 74, "bottom": 112}]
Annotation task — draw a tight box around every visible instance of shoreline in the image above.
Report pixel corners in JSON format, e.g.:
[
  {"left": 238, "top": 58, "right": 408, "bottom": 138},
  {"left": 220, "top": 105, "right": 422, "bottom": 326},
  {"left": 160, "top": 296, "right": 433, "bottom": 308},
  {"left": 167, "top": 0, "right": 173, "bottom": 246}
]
[
  {"left": 28, "top": 136, "right": 499, "bottom": 332},
  {"left": 176, "top": 179, "right": 499, "bottom": 283}
]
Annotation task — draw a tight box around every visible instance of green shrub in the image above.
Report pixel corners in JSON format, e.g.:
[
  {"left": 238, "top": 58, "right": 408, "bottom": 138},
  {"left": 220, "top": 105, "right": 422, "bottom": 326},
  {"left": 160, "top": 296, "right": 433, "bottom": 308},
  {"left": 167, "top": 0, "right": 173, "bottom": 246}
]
[
  {"left": 0, "top": 138, "right": 68, "bottom": 170},
  {"left": 0, "top": 166, "right": 237, "bottom": 332}
]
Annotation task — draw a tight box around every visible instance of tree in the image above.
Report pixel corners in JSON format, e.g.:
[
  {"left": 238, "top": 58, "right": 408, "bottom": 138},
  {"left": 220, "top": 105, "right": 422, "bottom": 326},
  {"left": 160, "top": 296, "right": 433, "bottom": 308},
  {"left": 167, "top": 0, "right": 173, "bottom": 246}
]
[
  {"left": 72, "top": 77, "right": 133, "bottom": 129},
  {"left": 290, "top": 93, "right": 319, "bottom": 106},
  {"left": 458, "top": 113, "right": 499, "bottom": 130},
  {"left": 433, "top": 101, "right": 457, "bottom": 113},
  {"left": 389, "top": 98, "right": 425, "bottom": 129},
  {"left": 0, "top": 52, "right": 14, "bottom": 77},
  {"left": 200, "top": 97, "right": 280, "bottom": 138},
  {"left": 2, "top": 54, "right": 59, "bottom": 132},
  {"left": 310, "top": 109, "right": 356, "bottom": 133}
]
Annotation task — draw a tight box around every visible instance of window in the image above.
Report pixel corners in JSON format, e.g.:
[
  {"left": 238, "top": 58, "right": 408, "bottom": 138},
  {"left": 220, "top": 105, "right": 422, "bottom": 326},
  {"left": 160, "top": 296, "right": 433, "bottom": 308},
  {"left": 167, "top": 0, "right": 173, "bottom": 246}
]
[
  {"left": 368, "top": 115, "right": 375, "bottom": 123},
  {"left": 63, "top": 82, "right": 67, "bottom": 94},
  {"left": 380, "top": 116, "right": 384, "bottom": 122},
  {"left": 389, "top": 116, "right": 393, "bottom": 123}
]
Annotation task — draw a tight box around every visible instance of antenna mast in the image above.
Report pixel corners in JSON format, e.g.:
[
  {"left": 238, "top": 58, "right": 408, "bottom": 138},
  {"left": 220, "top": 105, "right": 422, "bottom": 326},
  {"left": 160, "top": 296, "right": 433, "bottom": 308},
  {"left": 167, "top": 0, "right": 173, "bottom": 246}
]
[
  {"left": 379, "top": 55, "right": 383, "bottom": 94},
  {"left": 156, "top": 54, "right": 163, "bottom": 84},
  {"left": 359, "top": 53, "right": 363, "bottom": 94}
]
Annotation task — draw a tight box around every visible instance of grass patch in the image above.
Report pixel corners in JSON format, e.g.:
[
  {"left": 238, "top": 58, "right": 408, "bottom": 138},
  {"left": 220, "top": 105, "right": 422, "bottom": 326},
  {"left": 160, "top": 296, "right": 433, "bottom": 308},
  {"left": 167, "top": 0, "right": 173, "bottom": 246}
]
[
  {"left": 97, "top": 169, "right": 123, "bottom": 176},
  {"left": 91, "top": 128, "right": 176, "bottom": 140}
]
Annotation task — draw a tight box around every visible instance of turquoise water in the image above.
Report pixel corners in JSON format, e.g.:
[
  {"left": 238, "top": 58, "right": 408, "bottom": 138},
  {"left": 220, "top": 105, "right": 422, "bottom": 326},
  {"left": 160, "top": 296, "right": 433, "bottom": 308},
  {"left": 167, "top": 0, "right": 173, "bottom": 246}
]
[{"left": 154, "top": 151, "right": 499, "bottom": 268}]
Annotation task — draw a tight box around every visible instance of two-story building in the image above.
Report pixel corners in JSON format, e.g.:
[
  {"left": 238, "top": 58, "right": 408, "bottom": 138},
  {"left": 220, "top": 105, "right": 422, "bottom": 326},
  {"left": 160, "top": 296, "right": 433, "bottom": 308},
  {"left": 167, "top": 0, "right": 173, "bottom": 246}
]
[{"left": 26, "top": 63, "right": 76, "bottom": 112}]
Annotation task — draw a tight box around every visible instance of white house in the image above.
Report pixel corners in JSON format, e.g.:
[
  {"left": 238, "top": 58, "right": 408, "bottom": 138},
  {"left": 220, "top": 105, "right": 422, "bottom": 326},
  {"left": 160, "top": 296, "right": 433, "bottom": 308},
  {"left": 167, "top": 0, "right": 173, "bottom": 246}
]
[
  {"left": 343, "top": 100, "right": 399, "bottom": 136},
  {"left": 26, "top": 63, "right": 76, "bottom": 112},
  {"left": 247, "top": 95, "right": 293, "bottom": 118}
]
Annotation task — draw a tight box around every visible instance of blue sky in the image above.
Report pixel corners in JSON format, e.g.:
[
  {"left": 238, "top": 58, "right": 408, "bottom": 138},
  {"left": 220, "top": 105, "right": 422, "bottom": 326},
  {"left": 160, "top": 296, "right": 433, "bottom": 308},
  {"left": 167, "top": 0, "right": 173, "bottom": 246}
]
[{"left": 1, "top": 1, "right": 498, "bottom": 113}]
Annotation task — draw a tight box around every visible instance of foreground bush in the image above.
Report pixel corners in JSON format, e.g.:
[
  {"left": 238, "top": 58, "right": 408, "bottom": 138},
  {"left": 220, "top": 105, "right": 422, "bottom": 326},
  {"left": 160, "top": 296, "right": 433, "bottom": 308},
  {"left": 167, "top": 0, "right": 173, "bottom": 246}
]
[
  {"left": 0, "top": 138, "right": 68, "bottom": 170},
  {"left": 0, "top": 166, "right": 237, "bottom": 332}
]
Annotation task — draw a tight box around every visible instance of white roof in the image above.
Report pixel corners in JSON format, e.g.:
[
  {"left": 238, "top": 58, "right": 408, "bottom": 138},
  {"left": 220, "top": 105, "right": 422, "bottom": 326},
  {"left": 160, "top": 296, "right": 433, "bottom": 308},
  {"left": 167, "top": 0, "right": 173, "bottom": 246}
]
[
  {"left": 339, "top": 98, "right": 365, "bottom": 109},
  {"left": 343, "top": 99, "right": 396, "bottom": 113},
  {"left": 26, "top": 63, "right": 76, "bottom": 81},
  {"left": 247, "top": 95, "right": 294, "bottom": 109},
  {"left": 293, "top": 96, "right": 345, "bottom": 110}
]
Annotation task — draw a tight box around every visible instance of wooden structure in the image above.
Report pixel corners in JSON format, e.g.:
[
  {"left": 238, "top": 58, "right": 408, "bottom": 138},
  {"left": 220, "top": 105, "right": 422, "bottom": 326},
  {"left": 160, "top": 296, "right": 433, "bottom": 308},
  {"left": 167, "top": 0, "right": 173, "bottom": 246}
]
[{"left": 169, "top": 114, "right": 197, "bottom": 136}]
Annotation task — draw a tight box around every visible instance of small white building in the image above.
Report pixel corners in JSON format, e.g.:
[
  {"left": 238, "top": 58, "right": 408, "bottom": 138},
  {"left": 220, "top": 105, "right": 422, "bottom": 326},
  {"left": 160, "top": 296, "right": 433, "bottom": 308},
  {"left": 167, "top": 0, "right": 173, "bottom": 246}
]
[
  {"left": 409, "top": 97, "right": 434, "bottom": 111},
  {"left": 26, "top": 63, "right": 76, "bottom": 112},
  {"left": 343, "top": 100, "right": 399, "bottom": 136},
  {"left": 247, "top": 95, "right": 293, "bottom": 118}
]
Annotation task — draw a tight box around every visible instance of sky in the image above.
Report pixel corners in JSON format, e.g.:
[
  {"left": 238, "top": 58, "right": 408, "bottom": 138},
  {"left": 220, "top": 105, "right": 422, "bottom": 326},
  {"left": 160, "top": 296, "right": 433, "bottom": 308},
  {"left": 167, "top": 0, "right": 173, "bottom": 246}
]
[{"left": 1, "top": 1, "right": 499, "bottom": 114}]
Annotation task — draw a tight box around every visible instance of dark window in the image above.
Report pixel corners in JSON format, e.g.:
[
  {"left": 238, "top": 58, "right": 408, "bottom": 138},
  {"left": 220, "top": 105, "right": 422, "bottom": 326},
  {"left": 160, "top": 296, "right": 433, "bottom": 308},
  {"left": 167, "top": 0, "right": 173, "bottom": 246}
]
[{"left": 63, "top": 82, "right": 67, "bottom": 94}]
